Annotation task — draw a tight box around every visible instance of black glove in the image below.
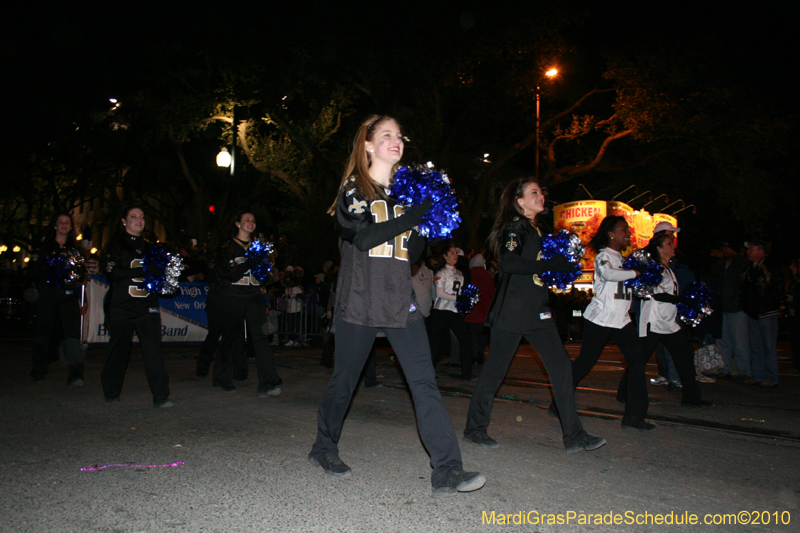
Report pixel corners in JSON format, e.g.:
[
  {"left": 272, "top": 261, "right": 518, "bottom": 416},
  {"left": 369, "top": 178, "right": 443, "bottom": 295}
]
[
  {"left": 402, "top": 198, "right": 433, "bottom": 226},
  {"left": 535, "top": 255, "right": 573, "bottom": 274},
  {"left": 652, "top": 293, "right": 684, "bottom": 304},
  {"left": 456, "top": 294, "right": 471, "bottom": 305}
]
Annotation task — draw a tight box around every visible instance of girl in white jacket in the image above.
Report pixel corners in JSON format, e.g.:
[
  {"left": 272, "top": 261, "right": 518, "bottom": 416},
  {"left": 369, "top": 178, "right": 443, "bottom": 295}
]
[{"left": 549, "top": 216, "right": 655, "bottom": 432}]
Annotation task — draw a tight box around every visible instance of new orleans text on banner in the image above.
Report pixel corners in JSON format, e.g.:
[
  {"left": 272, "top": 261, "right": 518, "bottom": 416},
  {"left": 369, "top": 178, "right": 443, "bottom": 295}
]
[{"left": 83, "top": 275, "right": 210, "bottom": 345}]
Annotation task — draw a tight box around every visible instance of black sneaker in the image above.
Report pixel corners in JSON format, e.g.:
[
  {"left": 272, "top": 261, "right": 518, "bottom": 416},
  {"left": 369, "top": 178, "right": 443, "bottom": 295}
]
[
  {"left": 154, "top": 399, "right": 174, "bottom": 408},
  {"left": 564, "top": 434, "right": 607, "bottom": 454},
  {"left": 432, "top": 467, "right": 486, "bottom": 497},
  {"left": 308, "top": 452, "right": 352, "bottom": 477},
  {"left": 363, "top": 382, "right": 383, "bottom": 389},
  {"left": 621, "top": 421, "right": 657, "bottom": 432},
  {"left": 105, "top": 397, "right": 120, "bottom": 404},
  {"left": 463, "top": 431, "right": 500, "bottom": 448}
]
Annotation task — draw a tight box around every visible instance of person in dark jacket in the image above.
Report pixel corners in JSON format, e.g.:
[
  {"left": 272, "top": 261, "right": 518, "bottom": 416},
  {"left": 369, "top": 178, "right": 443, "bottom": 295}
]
[
  {"left": 100, "top": 206, "right": 172, "bottom": 407},
  {"left": 308, "top": 114, "right": 484, "bottom": 498},
  {"left": 464, "top": 177, "right": 606, "bottom": 453},
  {"left": 29, "top": 214, "right": 85, "bottom": 386},
  {"left": 740, "top": 239, "right": 782, "bottom": 388},
  {"left": 709, "top": 242, "right": 751, "bottom": 379},
  {"left": 210, "top": 211, "right": 282, "bottom": 396}
]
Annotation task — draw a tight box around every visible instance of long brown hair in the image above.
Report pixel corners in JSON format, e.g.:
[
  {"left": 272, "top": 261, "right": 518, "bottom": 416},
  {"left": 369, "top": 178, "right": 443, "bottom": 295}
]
[
  {"left": 487, "top": 178, "right": 540, "bottom": 257},
  {"left": 327, "top": 114, "right": 403, "bottom": 215}
]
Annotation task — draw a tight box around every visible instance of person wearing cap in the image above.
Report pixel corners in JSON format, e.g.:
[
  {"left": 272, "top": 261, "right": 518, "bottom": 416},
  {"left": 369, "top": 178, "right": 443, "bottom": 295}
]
[
  {"left": 653, "top": 221, "right": 679, "bottom": 235},
  {"left": 740, "top": 240, "right": 782, "bottom": 388},
  {"left": 709, "top": 242, "right": 751, "bottom": 379}
]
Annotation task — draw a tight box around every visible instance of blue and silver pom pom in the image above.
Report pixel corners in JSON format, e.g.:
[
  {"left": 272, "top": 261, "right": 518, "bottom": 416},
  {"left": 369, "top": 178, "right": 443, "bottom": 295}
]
[
  {"left": 622, "top": 250, "right": 664, "bottom": 298},
  {"left": 676, "top": 282, "right": 714, "bottom": 327},
  {"left": 456, "top": 284, "right": 481, "bottom": 314},
  {"left": 44, "top": 248, "right": 86, "bottom": 290},
  {"left": 538, "top": 230, "right": 584, "bottom": 290},
  {"left": 142, "top": 245, "right": 184, "bottom": 296},
  {"left": 391, "top": 164, "right": 461, "bottom": 241},
  {"left": 245, "top": 240, "right": 274, "bottom": 283}
]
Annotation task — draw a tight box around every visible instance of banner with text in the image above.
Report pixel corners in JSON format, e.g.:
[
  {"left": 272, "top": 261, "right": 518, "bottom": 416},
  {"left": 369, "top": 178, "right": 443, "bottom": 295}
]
[{"left": 83, "top": 275, "right": 210, "bottom": 345}]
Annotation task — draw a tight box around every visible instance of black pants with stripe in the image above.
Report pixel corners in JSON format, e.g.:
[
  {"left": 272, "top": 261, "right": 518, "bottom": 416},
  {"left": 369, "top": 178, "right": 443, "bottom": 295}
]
[{"left": 310, "top": 316, "right": 463, "bottom": 486}]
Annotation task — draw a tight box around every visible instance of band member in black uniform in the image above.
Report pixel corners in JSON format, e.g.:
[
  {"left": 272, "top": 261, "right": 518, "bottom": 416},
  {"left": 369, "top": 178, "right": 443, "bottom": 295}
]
[
  {"left": 211, "top": 211, "right": 282, "bottom": 396},
  {"left": 308, "top": 115, "right": 485, "bottom": 497},
  {"left": 30, "top": 214, "right": 85, "bottom": 386},
  {"left": 464, "top": 178, "right": 606, "bottom": 453},
  {"left": 427, "top": 244, "right": 474, "bottom": 380},
  {"left": 100, "top": 206, "right": 172, "bottom": 407}
]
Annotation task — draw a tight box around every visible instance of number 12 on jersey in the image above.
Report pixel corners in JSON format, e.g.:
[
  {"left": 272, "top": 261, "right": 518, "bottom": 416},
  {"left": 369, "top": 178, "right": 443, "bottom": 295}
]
[{"left": 369, "top": 200, "right": 410, "bottom": 261}]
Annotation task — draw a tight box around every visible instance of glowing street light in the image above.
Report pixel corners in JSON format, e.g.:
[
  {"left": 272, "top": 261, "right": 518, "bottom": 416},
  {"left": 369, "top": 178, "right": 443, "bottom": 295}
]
[
  {"left": 216, "top": 147, "right": 232, "bottom": 168},
  {"left": 536, "top": 67, "right": 559, "bottom": 179}
]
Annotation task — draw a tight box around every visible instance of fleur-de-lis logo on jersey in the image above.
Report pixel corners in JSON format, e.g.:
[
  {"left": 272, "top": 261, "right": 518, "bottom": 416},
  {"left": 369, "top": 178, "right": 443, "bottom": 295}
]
[
  {"left": 505, "top": 233, "right": 518, "bottom": 251},
  {"left": 349, "top": 199, "right": 367, "bottom": 214}
]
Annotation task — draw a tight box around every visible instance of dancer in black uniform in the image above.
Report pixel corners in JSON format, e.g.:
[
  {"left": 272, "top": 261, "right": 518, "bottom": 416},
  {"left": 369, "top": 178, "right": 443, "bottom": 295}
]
[
  {"left": 308, "top": 115, "right": 485, "bottom": 497},
  {"left": 30, "top": 214, "right": 85, "bottom": 386},
  {"left": 100, "top": 206, "right": 172, "bottom": 407},
  {"left": 211, "top": 211, "right": 282, "bottom": 396},
  {"left": 464, "top": 178, "right": 606, "bottom": 453}
]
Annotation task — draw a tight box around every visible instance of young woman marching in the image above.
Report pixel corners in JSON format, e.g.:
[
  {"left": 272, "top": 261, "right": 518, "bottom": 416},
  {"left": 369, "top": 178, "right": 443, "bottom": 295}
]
[
  {"left": 29, "top": 214, "right": 85, "bottom": 386},
  {"left": 636, "top": 232, "right": 711, "bottom": 406},
  {"left": 100, "top": 206, "right": 172, "bottom": 407},
  {"left": 210, "top": 212, "right": 282, "bottom": 396},
  {"left": 427, "top": 244, "right": 475, "bottom": 380},
  {"left": 464, "top": 178, "right": 606, "bottom": 453},
  {"left": 308, "top": 115, "right": 485, "bottom": 497},
  {"left": 548, "top": 216, "right": 654, "bottom": 431}
]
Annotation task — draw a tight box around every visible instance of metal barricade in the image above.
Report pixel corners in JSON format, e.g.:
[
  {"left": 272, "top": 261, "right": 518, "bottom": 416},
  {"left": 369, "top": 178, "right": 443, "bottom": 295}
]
[{"left": 273, "top": 299, "right": 326, "bottom": 347}]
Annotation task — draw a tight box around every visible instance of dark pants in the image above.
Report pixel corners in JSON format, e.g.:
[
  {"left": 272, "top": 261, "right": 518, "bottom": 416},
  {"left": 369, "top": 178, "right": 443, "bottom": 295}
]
[
  {"left": 215, "top": 293, "right": 281, "bottom": 392},
  {"left": 101, "top": 312, "right": 170, "bottom": 403},
  {"left": 466, "top": 321, "right": 489, "bottom": 363},
  {"left": 310, "top": 316, "right": 462, "bottom": 485},
  {"left": 196, "top": 293, "right": 224, "bottom": 376},
  {"left": 318, "top": 333, "right": 378, "bottom": 384},
  {"left": 427, "top": 309, "right": 473, "bottom": 379},
  {"left": 628, "top": 329, "right": 703, "bottom": 403},
  {"left": 467, "top": 324, "right": 587, "bottom": 443},
  {"left": 564, "top": 319, "right": 649, "bottom": 425},
  {"left": 31, "top": 293, "right": 84, "bottom": 383}
]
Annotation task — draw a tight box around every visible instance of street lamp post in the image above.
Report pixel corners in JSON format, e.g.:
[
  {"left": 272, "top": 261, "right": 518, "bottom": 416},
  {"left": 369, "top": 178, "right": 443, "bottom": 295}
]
[{"left": 535, "top": 68, "right": 558, "bottom": 180}]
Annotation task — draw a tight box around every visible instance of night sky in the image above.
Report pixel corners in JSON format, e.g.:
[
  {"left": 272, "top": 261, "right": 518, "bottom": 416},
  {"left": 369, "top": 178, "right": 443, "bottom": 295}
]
[{"left": 3, "top": 1, "right": 796, "bottom": 263}]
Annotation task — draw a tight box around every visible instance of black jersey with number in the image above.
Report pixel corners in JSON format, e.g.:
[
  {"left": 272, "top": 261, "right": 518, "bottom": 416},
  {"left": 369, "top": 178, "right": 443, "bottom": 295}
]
[
  {"left": 215, "top": 239, "right": 263, "bottom": 298},
  {"left": 334, "top": 182, "right": 426, "bottom": 328},
  {"left": 104, "top": 234, "right": 159, "bottom": 320}
]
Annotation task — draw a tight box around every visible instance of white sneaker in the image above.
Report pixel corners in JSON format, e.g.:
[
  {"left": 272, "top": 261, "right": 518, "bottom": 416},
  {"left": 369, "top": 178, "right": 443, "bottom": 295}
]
[
  {"left": 284, "top": 340, "right": 294, "bottom": 347},
  {"left": 649, "top": 376, "right": 668, "bottom": 386}
]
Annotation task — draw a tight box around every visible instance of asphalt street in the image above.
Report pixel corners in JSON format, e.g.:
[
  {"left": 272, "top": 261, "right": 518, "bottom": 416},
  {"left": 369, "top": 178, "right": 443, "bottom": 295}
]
[{"left": 1, "top": 338, "right": 798, "bottom": 533}]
